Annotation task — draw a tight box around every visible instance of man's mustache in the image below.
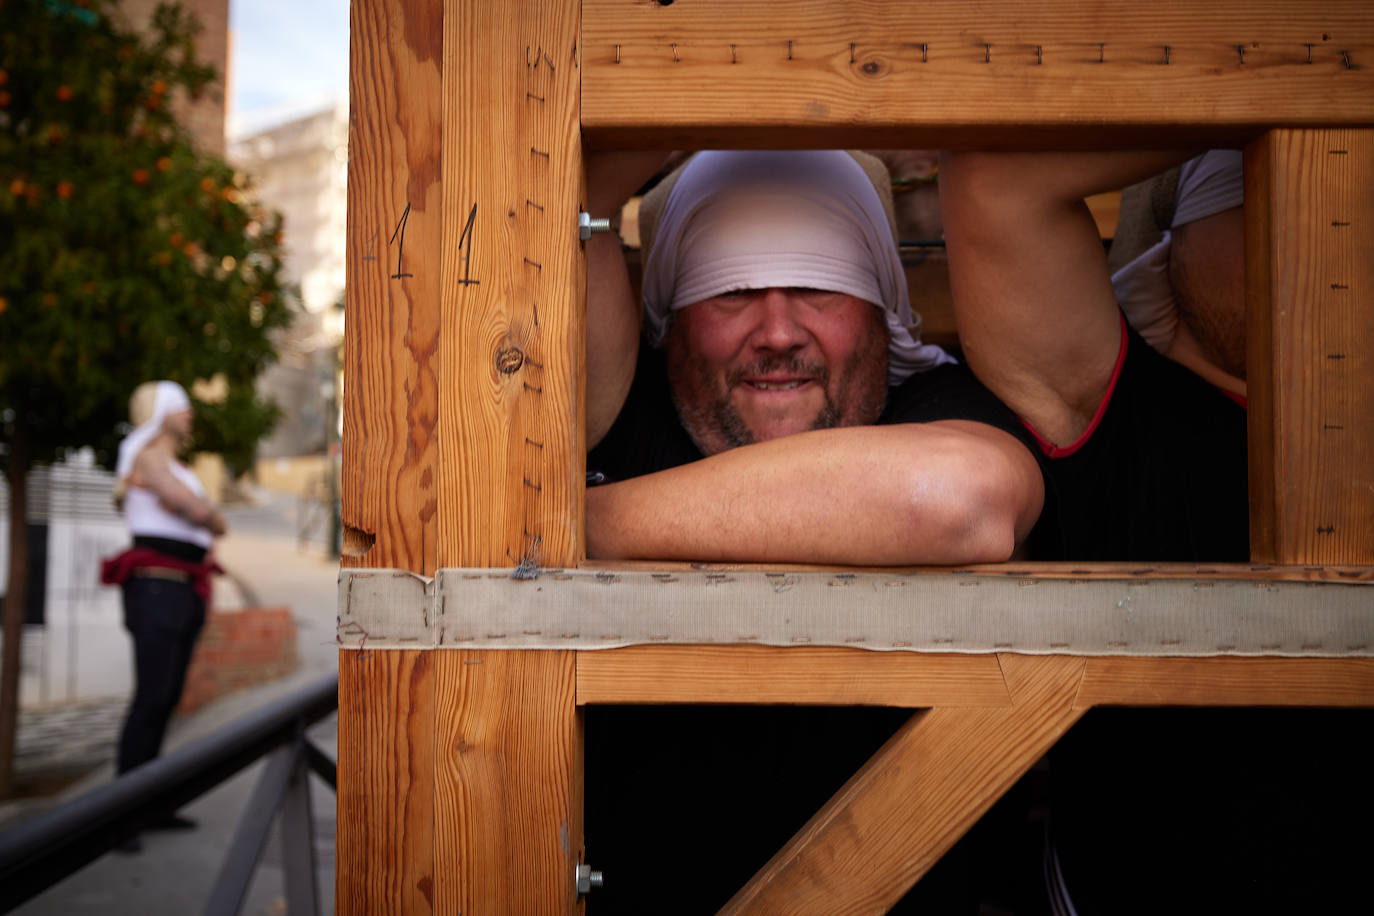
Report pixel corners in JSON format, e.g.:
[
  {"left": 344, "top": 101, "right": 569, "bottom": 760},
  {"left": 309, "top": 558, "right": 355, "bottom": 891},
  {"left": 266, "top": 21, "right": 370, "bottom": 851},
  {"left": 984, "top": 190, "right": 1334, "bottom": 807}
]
[{"left": 726, "top": 356, "right": 829, "bottom": 388}]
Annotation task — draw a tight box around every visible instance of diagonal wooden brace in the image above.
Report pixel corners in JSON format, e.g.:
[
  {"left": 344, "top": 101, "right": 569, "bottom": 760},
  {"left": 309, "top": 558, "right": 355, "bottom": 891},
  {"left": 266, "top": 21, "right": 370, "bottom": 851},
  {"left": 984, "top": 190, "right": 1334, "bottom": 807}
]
[{"left": 722, "top": 654, "right": 1086, "bottom": 914}]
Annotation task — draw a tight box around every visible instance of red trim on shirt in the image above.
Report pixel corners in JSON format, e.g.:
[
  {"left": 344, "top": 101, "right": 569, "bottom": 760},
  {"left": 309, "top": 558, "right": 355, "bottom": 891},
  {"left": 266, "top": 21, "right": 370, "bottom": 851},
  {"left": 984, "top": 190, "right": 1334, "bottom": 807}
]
[
  {"left": 1221, "top": 388, "right": 1247, "bottom": 410},
  {"left": 1021, "top": 315, "right": 1129, "bottom": 459}
]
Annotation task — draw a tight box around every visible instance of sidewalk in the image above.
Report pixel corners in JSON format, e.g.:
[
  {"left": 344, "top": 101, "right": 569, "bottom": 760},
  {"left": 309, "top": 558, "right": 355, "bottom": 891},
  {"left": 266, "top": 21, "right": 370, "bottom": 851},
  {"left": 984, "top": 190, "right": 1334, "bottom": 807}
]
[{"left": 2, "top": 488, "right": 340, "bottom": 915}]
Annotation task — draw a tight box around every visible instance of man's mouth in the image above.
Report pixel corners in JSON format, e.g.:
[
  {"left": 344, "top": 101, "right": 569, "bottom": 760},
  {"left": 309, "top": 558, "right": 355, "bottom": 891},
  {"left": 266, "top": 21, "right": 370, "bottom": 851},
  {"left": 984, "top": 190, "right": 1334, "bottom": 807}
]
[{"left": 745, "top": 379, "right": 811, "bottom": 391}]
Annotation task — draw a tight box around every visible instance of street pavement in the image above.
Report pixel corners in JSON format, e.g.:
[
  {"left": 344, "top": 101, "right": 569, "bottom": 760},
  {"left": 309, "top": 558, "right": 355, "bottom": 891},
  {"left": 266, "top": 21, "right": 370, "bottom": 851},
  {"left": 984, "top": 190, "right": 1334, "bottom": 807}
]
[{"left": 2, "top": 487, "right": 341, "bottom": 916}]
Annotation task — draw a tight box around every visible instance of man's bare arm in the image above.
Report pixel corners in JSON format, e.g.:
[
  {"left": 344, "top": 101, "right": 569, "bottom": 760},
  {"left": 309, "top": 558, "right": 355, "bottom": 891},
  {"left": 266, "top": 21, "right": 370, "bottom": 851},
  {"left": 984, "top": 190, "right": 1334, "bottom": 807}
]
[
  {"left": 586, "top": 421, "right": 1043, "bottom": 566},
  {"left": 939, "top": 151, "right": 1192, "bottom": 445},
  {"left": 585, "top": 152, "right": 670, "bottom": 448}
]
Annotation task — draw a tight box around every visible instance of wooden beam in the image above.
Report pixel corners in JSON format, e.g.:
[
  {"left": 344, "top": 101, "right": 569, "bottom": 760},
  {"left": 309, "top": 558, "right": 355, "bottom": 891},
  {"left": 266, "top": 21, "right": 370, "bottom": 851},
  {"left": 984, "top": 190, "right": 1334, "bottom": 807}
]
[
  {"left": 575, "top": 646, "right": 1011, "bottom": 707},
  {"left": 339, "top": 3, "right": 443, "bottom": 912},
  {"left": 437, "top": 0, "right": 585, "bottom": 569},
  {"left": 578, "top": 649, "right": 1374, "bottom": 710},
  {"left": 588, "top": 559, "right": 1374, "bottom": 582},
  {"left": 582, "top": 0, "right": 1374, "bottom": 149},
  {"left": 1078, "top": 656, "right": 1374, "bottom": 707},
  {"left": 336, "top": 650, "right": 436, "bottom": 915},
  {"left": 433, "top": 650, "right": 581, "bottom": 915},
  {"left": 342, "top": 0, "right": 444, "bottom": 573},
  {"left": 721, "top": 655, "right": 1086, "bottom": 914},
  {"left": 1246, "top": 129, "right": 1374, "bottom": 564},
  {"left": 426, "top": 3, "right": 584, "bottom": 911}
]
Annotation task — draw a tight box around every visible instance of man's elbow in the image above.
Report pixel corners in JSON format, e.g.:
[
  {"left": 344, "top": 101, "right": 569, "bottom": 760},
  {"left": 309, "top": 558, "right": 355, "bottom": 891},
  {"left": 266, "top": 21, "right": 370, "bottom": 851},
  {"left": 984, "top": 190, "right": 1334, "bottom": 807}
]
[{"left": 895, "top": 454, "right": 1035, "bottom": 565}]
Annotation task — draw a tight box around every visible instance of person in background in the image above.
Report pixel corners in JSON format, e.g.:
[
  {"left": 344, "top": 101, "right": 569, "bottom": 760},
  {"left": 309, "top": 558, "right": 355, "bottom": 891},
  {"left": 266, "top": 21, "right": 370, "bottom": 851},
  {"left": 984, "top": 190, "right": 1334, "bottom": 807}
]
[{"left": 101, "top": 381, "right": 225, "bottom": 851}]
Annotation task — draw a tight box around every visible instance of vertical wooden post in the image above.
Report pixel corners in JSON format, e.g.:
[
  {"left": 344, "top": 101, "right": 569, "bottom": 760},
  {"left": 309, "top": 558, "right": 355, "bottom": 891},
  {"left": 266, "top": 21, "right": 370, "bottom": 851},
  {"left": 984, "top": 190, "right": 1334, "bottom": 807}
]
[
  {"left": 432, "top": 0, "right": 585, "bottom": 912},
  {"left": 339, "top": 0, "right": 445, "bottom": 911},
  {"left": 337, "top": 651, "right": 436, "bottom": 914},
  {"left": 1246, "top": 129, "right": 1374, "bottom": 564},
  {"left": 341, "top": 0, "right": 584, "bottom": 908}
]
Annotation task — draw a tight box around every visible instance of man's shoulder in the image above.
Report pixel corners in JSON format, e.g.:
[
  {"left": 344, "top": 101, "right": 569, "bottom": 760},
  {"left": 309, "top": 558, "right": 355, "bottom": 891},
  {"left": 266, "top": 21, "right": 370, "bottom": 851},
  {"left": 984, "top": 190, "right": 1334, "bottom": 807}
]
[{"left": 884, "top": 361, "right": 1020, "bottom": 426}]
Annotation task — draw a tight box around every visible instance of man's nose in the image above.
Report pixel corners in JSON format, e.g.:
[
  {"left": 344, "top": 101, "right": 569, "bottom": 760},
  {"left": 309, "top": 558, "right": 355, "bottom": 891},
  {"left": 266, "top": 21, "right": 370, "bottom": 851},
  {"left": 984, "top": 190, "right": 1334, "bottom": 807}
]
[{"left": 748, "top": 288, "right": 810, "bottom": 352}]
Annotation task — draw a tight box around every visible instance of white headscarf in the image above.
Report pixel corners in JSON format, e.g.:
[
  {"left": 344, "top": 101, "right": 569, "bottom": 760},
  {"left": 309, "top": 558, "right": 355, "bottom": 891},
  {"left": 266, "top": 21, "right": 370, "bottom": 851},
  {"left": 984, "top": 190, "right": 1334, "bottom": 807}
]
[
  {"left": 115, "top": 381, "right": 191, "bottom": 480},
  {"left": 641, "top": 151, "right": 953, "bottom": 386}
]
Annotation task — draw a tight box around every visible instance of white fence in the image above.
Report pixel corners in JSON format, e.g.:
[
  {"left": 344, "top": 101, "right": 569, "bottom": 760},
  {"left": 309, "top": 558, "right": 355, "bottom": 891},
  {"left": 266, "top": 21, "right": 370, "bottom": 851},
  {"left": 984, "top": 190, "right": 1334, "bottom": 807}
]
[{"left": 1, "top": 455, "right": 133, "bottom": 707}]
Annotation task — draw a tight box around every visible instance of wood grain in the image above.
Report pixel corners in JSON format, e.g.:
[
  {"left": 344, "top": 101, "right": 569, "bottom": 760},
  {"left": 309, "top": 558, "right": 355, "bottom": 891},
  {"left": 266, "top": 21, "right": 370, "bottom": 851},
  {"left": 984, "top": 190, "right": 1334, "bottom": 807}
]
[
  {"left": 1078, "top": 656, "right": 1374, "bottom": 707},
  {"left": 721, "top": 655, "right": 1085, "bottom": 914},
  {"left": 433, "top": 650, "right": 580, "bottom": 915},
  {"left": 438, "top": 0, "right": 584, "bottom": 569},
  {"left": 583, "top": 0, "right": 1374, "bottom": 149},
  {"left": 343, "top": 0, "right": 444, "bottom": 573},
  {"left": 336, "top": 650, "right": 435, "bottom": 915},
  {"left": 575, "top": 646, "right": 1011, "bottom": 707},
  {"left": 1246, "top": 129, "right": 1374, "bottom": 564},
  {"left": 585, "top": 559, "right": 1374, "bottom": 583}
]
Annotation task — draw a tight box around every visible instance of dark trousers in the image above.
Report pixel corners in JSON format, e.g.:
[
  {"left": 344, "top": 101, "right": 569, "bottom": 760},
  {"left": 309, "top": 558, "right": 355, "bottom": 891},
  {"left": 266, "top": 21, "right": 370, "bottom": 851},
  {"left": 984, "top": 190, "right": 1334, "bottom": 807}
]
[{"left": 117, "top": 575, "right": 206, "bottom": 774}]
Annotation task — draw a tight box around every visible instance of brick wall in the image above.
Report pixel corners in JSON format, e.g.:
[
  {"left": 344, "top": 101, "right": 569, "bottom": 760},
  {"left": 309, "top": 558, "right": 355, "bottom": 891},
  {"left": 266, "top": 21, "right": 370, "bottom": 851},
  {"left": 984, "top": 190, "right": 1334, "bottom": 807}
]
[{"left": 178, "top": 605, "right": 299, "bottom": 715}]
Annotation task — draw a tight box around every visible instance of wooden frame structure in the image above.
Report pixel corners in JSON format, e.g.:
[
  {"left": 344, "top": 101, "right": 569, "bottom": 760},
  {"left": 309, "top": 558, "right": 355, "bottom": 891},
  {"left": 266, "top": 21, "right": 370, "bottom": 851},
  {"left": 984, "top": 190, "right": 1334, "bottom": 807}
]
[{"left": 338, "top": 1, "right": 1374, "bottom": 911}]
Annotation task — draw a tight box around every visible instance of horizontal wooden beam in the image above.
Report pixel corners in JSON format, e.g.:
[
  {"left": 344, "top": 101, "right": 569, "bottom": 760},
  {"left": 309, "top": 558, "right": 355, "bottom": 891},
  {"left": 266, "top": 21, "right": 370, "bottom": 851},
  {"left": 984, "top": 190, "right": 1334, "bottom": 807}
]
[
  {"left": 575, "top": 646, "right": 1011, "bottom": 706},
  {"left": 576, "top": 649, "right": 1374, "bottom": 709},
  {"left": 588, "top": 559, "right": 1374, "bottom": 582},
  {"left": 583, "top": 0, "right": 1374, "bottom": 149},
  {"left": 1077, "top": 656, "right": 1374, "bottom": 706}
]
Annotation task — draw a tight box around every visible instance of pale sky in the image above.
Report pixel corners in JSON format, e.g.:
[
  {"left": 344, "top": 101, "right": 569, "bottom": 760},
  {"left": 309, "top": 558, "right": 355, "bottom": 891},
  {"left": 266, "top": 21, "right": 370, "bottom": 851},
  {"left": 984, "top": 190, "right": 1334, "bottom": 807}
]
[{"left": 228, "top": 0, "right": 349, "bottom": 137}]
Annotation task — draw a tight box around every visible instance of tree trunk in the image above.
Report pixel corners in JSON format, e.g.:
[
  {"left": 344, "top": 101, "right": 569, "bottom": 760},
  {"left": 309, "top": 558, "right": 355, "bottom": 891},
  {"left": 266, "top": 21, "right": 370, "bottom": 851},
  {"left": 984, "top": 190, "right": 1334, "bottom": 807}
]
[{"left": 0, "top": 416, "right": 31, "bottom": 798}]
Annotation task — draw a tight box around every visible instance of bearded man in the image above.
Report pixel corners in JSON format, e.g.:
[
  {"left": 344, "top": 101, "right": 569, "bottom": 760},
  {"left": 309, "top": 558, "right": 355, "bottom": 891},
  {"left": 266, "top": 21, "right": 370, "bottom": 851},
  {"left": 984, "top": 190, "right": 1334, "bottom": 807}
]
[
  {"left": 578, "top": 149, "right": 1047, "bottom": 914},
  {"left": 583, "top": 150, "right": 1045, "bottom": 565}
]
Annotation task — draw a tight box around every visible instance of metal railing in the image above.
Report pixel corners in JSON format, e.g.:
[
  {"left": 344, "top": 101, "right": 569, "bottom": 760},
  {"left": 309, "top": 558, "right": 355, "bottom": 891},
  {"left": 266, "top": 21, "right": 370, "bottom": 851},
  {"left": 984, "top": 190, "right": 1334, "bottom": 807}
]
[{"left": 0, "top": 673, "right": 338, "bottom": 914}]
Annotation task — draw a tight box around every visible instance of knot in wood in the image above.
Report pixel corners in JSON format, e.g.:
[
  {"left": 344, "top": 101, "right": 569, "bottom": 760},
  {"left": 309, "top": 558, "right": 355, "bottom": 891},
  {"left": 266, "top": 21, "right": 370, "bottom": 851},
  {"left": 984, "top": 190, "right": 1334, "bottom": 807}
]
[
  {"left": 496, "top": 346, "right": 525, "bottom": 374},
  {"left": 861, "top": 59, "right": 882, "bottom": 76}
]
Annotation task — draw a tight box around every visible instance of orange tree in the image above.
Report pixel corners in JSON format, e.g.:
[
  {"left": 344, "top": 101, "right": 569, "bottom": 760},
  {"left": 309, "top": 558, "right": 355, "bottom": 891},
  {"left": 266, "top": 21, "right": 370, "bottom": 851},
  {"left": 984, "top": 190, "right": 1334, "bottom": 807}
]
[{"left": 0, "top": 0, "right": 293, "bottom": 796}]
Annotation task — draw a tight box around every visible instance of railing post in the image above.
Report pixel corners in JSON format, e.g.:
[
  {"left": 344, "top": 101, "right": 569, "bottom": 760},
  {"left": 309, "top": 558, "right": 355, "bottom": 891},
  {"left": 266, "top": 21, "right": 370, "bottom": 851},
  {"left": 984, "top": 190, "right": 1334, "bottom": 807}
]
[{"left": 281, "top": 730, "right": 321, "bottom": 916}]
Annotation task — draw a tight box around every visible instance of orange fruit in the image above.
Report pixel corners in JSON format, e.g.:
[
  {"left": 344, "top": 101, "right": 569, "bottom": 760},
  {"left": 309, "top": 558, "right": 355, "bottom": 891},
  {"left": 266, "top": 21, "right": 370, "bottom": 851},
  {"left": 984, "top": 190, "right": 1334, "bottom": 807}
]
[
  {"left": 48, "top": 125, "right": 63, "bottom": 144},
  {"left": 0, "top": 297, "right": 8, "bottom": 315},
  {"left": 9, "top": 179, "right": 24, "bottom": 196},
  {"left": 42, "top": 293, "right": 57, "bottom": 308},
  {"left": 183, "top": 241, "right": 199, "bottom": 257},
  {"left": 56, "top": 85, "right": 73, "bottom": 102},
  {"left": 156, "top": 251, "right": 172, "bottom": 266},
  {"left": 0, "top": 91, "right": 10, "bottom": 108},
  {"left": 151, "top": 79, "right": 167, "bottom": 96},
  {"left": 156, "top": 156, "right": 172, "bottom": 172},
  {"left": 132, "top": 168, "right": 149, "bottom": 185},
  {"left": 56, "top": 181, "right": 73, "bottom": 199},
  {"left": 200, "top": 176, "right": 216, "bottom": 193},
  {"left": 168, "top": 231, "right": 184, "bottom": 247}
]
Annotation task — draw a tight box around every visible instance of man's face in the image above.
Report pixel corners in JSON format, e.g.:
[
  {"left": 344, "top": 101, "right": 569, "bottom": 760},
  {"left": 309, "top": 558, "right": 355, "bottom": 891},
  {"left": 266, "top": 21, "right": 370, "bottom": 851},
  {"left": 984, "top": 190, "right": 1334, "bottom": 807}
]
[
  {"left": 163, "top": 408, "right": 194, "bottom": 440},
  {"left": 664, "top": 287, "right": 889, "bottom": 456}
]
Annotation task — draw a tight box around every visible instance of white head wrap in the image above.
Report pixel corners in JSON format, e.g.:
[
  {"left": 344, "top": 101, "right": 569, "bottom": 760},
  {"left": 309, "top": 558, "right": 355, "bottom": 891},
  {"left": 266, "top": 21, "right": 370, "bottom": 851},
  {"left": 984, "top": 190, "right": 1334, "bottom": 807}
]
[
  {"left": 1172, "top": 150, "right": 1243, "bottom": 228},
  {"left": 641, "top": 151, "right": 953, "bottom": 385},
  {"left": 115, "top": 381, "right": 191, "bottom": 480}
]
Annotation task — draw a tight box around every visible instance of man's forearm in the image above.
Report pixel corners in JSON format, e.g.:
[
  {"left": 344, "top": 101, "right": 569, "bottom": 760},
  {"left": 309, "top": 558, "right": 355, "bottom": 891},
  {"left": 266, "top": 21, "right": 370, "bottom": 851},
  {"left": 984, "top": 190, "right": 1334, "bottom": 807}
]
[{"left": 586, "top": 422, "right": 1041, "bottom": 566}]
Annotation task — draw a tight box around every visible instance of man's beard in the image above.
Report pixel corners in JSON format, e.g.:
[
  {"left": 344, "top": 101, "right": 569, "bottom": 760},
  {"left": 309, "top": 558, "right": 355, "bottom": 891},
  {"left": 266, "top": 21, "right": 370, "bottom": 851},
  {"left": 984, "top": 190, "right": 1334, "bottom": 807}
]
[{"left": 667, "top": 330, "right": 889, "bottom": 457}]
